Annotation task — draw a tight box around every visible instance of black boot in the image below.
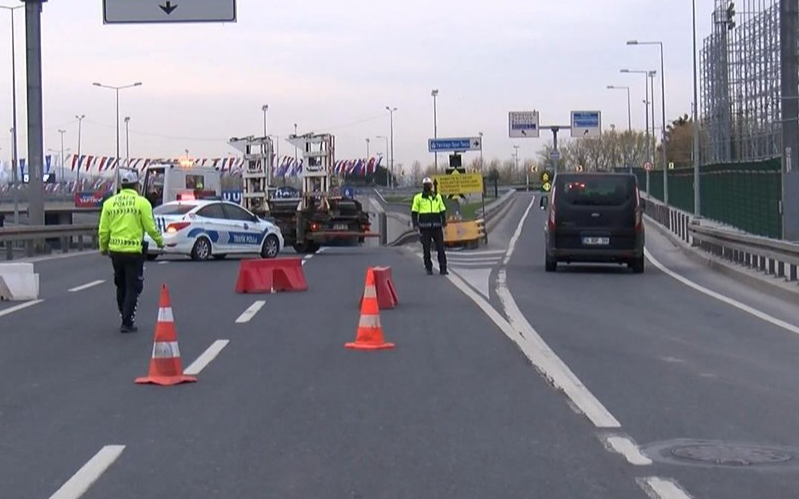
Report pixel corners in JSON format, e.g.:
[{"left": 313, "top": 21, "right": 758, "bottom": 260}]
[{"left": 440, "top": 268, "right": 449, "bottom": 276}]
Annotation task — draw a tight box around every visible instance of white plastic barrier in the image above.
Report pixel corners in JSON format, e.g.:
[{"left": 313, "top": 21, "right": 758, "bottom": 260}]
[{"left": 0, "top": 263, "right": 40, "bottom": 301}]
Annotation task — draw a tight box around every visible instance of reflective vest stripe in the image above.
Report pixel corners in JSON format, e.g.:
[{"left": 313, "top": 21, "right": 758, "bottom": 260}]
[{"left": 152, "top": 341, "right": 181, "bottom": 359}]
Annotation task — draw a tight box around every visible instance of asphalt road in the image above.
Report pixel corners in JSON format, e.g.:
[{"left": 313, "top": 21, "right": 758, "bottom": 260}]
[{"left": 2, "top": 191, "right": 799, "bottom": 498}]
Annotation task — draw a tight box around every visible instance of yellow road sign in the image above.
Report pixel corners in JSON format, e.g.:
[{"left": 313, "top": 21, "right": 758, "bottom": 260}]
[
  {"left": 540, "top": 171, "right": 551, "bottom": 183},
  {"left": 542, "top": 181, "right": 552, "bottom": 192},
  {"left": 433, "top": 173, "right": 484, "bottom": 195}
]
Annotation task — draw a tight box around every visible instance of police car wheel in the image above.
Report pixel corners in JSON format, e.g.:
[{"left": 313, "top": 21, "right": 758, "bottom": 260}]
[
  {"left": 191, "top": 238, "right": 212, "bottom": 261},
  {"left": 261, "top": 235, "right": 280, "bottom": 259}
]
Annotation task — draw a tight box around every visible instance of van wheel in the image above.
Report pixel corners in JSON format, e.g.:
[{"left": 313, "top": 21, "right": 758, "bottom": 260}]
[
  {"left": 630, "top": 256, "right": 645, "bottom": 274},
  {"left": 545, "top": 255, "right": 557, "bottom": 272},
  {"left": 191, "top": 238, "right": 212, "bottom": 261}
]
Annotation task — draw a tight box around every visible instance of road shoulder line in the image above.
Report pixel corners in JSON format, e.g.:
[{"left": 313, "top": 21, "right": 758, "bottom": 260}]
[
  {"left": 645, "top": 248, "right": 799, "bottom": 337},
  {"left": 0, "top": 299, "right": 44, "bottom": 318}
]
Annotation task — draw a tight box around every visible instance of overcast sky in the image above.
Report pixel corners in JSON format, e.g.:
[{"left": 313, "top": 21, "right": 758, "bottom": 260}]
[{"left": 0, "top": 0, "right": 717, "bottom": 170}]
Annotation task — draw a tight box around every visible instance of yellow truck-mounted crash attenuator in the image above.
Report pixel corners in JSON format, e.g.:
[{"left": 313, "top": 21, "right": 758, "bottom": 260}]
[{"left": 443, "top": 218, "right": 486, "bottom": 249}]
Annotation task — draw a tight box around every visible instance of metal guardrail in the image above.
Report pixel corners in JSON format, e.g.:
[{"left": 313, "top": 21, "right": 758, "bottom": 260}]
[
  {"left": 642, "top": 195, "right": 799, "bottom": 285},
  {"left": 0, "top": 224, "right": 98, "bottom": 261}
]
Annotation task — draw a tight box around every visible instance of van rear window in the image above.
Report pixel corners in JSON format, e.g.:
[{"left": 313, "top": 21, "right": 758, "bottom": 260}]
[{"left": 559, "top": 177, "right": 634, "bottom": 206}]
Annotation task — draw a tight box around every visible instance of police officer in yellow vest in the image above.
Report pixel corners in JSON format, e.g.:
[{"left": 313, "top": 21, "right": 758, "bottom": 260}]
[
  {"left": 98, "top": 169, "right": 164, "bottom": 333},
  {"left": 411, "top": 177, "right": 448, "bottom": 275}
]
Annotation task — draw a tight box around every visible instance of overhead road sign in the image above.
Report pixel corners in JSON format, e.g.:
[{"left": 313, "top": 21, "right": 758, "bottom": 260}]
[
  {"left": 432, "top": 172, "right": 484, "bottom": 196},
  {"left": 570, "top": 111, "right": 602, "bottom": 137},
  {"left": 428, "top": 137, "right": 482, "bottom": 153},
  {"left": 103, "top": 0, "right": 237, "bottom": 24},
  {"left": 550, "top": 150, "right": 561, "bottom": 161},
  {"left": 509, "top": 111, "right": 540, "bottom": 138}
]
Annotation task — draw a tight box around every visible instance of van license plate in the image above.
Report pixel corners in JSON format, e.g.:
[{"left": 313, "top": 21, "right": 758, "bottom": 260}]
[
  {"left": 333, "top": 224, "right": 348, "bottom": 230},
  {"left": 582, "top": 237, "right": 609, "bottom": 246}
]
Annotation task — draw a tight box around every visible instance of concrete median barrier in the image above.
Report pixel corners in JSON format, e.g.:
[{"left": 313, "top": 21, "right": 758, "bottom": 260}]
[{"left": 0, "top": 262, "right": 40, "bottom": 301}]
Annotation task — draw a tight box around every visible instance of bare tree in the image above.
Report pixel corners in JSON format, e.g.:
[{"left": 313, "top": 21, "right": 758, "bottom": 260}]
[{"left": 409, "top": 160, "right": 423, "bottom": 186}]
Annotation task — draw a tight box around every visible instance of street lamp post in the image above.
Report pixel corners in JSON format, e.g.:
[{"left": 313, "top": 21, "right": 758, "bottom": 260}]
[
  {"left": 386, "top": 106, "right": 397, "bottom": 189},
  {"left": 692, "top": 0, "right": 701, "bottom": 217},
  {"left": 293, "top": 123, "right": 298, "bottom": 165},
  {"left": 606, "top": 85, "right": 632, "bottom": 132},
  {"left": 58, "top": 129, "right": 66, "bottom": 181},
  {"left": 92, "top": 81, "right": 142, "bottom": 189},
  {"left": 124, "top": 117, "right": 131, "bottom": 168},
  {"left": 1, "top": 5, "right": 23, "bottom": 224},
  {"left": 431, "top": 89, "right": 439, "bottom": 173},
  {"left": 478, "top": 131, "right": 484, "bottom": 171},
  {"left": 628, "top": 40, "right": 669, "bottom": 204},
  {"left": 262, "top": 104, "right": 268, "bottom": 137},
  {"left": 75, "top": 114, "right": 85, "bottom": 187},
  {"left": 375, "top": 135, "right": 389, "bottom": 186},
  {"left": 365, "top": 138, "right": 370, "bottom": 160}
]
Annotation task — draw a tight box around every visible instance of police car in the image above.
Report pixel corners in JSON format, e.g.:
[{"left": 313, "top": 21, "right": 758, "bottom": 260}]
[{"left": 145, "top": 199, "right": 284, "bottom": 261}]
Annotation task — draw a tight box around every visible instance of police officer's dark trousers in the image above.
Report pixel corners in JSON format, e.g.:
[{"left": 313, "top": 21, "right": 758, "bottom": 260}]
[
  {"left": 110, "top": 252, "right": 144, "bottom": 326},
  {"left": 420, "top": 227, "right": 447, "bottom": 272}
]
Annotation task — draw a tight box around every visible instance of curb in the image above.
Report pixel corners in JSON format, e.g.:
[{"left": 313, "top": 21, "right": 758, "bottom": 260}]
[{"left": 644, "top": 215, "right": 799, "bottom": 303}]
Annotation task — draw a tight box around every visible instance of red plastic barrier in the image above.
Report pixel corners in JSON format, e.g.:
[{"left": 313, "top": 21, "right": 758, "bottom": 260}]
[
  {"left": 360, "top": 266, "right": 398, "bottom": 309},
  {"left": 235, "top": 258, "right": 308, "bottom": 294}
]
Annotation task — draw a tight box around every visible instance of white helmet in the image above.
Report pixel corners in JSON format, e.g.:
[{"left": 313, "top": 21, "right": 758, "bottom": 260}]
[
  {"left": 422, "top": 177, "right": 433, "bottom": 186},
  {"left": 119, "top": 169, "right": 139, "bottom": 186}
]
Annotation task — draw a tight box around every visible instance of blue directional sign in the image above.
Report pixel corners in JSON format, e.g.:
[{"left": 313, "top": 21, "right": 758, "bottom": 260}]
[
  {"left": 571, "top": 111, "right": 602, "bottom": 137},
  {"left": 428, "top": 137, "right": 482, "bottom": 153}
]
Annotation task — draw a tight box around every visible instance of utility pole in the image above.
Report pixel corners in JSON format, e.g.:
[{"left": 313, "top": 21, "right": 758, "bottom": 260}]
[
  {"left": 2, "top": 5, "right": 22, "bottom": 224},
  {"left": 781, "top": 0, "right": 799, "bottom": 240},
  {"left": 25, "top": 0, "right": 46, "bottom": 227},
  {"left": 386, "top": 106, "right": 397, "bottom": 189}
]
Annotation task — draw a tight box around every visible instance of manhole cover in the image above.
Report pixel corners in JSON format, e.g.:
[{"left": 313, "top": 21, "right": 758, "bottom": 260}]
[{"left": 670, "top": 443, "right": 793, "bottom": 467}]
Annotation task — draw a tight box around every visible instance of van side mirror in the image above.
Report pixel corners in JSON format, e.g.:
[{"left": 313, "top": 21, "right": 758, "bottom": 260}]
[{"left": 539, "top": 195, "right": 549, "bottom": 210}]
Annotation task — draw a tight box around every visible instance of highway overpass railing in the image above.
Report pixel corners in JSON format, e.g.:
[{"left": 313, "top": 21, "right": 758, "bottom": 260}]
[
  {"left": 0, "top": 224, "right": 98, "bottom": 261},
  {"left": 642, "top": 194, "right": 799, "bottom": 287}
]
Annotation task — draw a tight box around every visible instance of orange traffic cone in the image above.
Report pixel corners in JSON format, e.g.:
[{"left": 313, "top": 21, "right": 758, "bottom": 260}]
[
  {"left": 346, "top": 268, "right": 396, "bottom": 351},
  {"left": 135, "top": 284, "right": 198, "bottom": 386}
]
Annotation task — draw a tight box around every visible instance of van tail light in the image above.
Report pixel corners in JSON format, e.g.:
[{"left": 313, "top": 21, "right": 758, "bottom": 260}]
[
  {"left": 634, "top": 190, "right": 643, "bottom": 231},
  {"left": 166, "top": 222, "right": 191, "bottom": 234}
]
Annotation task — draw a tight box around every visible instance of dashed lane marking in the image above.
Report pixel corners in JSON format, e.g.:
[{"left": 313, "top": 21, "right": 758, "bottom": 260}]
[
  {"left": 637, "top": 477, "right": 693, "bottom": 499},
  {"left": 184, "top": 340, "right": 230, "bottom": 376},
  {"left": 68, "top": 280, "right": 105, "bottom": 293},
  {"left": 236, "top": 300, "right": 266, "bottom": 324},
  {"left": 602, "top": 434, "right": 653, "bottom": 466},
  {"left": 0, "top": 299, "right": 44, "bottom": 319},
  {"left": 48, "top": 445, "right": 125, "bottom": 499}
]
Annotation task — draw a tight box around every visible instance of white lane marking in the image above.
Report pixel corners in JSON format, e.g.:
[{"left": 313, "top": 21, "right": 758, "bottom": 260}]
[
  {"left": 603, "top": 435, "right": 653, "bottom": 465},
  {"left": 184, "top": 340, "right": 229, "bottom": 376},
  {"left": 373, "top": 188, "right": 388, "bottom": 204},
  {"left": 451, "top": 250, "right": 507, "bottom": 256},
  {"left": 496, "top": 270, "right": 621, "bottom": 428},
  {"left": 14, "top": 250, "right": 100, "bottom": 264},
  {"left": 48, "top": 445, "right": 125, "bottom": 499},
  {"left": 0, "top": 299, "right": 44, "bottom": 319},
  {"left": 157, "top": 261, "right": 169, "bottom": 265},
  {"left": 447, "top": 257, "right": 504, "bottom": 263},
  {"left": 236, "top": 300, "right": 266, "bottom": 324},
  {"left": 645, "top": 248, "right": 799, "bottom": 337},
  {"left": 503, "top": 196, "right": 536, "bottom": 265},
  {"left": 638, "top": 477, "right": 693, "bottom": 499},
  {"left": 68, "top": 280, "right": 105, "bottom": 293}
]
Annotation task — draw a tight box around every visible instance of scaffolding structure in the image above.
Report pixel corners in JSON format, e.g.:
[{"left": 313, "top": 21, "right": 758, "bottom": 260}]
[{"left": 700, "top": 0, "right": 782, "bottom": 165}]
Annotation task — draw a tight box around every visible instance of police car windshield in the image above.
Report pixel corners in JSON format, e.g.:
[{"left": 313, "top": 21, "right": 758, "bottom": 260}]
[{"left": 153, "top": 204, "right": 197, "bottom": 215}]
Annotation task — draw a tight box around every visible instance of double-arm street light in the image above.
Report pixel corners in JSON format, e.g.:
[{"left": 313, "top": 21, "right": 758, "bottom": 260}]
[
  {"left": 627, "top": 39, "right": 669, "bottom": 204},
  {"left": 1, "top": 4, "right": 23, "bottom": 223},
  {"left": 92, "top": 81, "right": 142, "bottom": 188}
]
